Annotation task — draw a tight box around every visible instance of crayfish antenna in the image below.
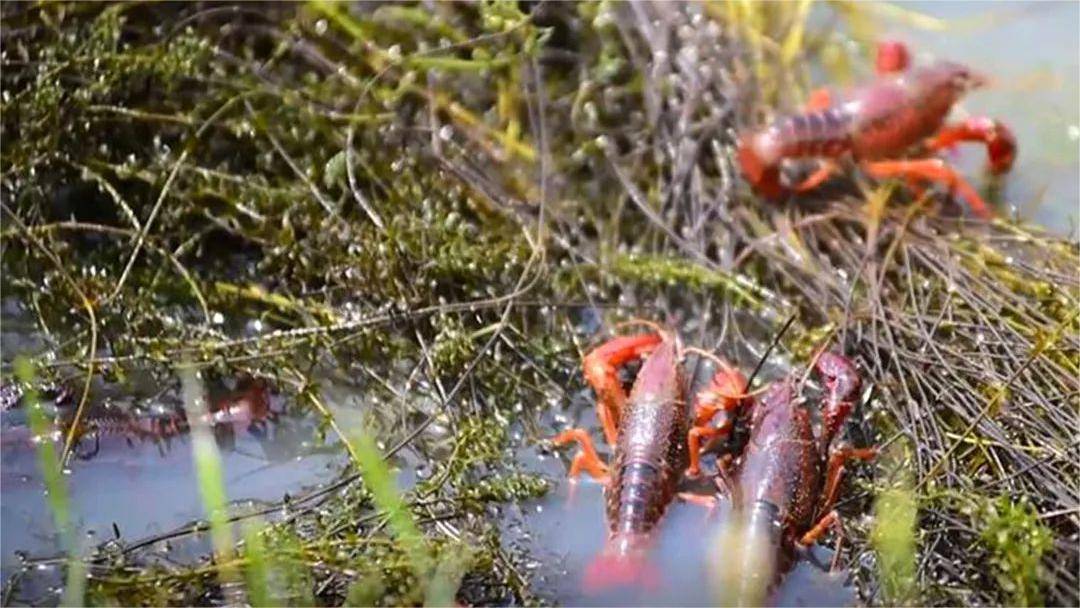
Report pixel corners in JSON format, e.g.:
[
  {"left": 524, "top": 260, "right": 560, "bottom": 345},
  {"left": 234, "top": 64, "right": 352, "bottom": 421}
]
[{"left": 611, "top": 318, "right": 670, "bottom": 340}]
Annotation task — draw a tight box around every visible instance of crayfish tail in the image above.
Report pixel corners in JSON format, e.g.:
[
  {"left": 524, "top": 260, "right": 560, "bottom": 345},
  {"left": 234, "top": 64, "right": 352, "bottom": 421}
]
[
  {"left": 737, "top": 133, "right": 786, "bottom": 200},
  {"left": 582, "top": 551, "right": 659, "bottom": 594}
]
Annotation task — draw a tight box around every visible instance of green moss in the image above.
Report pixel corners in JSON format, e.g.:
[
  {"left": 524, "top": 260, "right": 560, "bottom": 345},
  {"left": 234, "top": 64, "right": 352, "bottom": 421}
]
[
  {"left": 607, "top": 253, "right": 774, "bottom": 309},
  {"left": 975, "top": 496, "right": 1053, "bottom": 607},
  {"left": 871, "top": 446, "right": 918, "bottom": 606}
]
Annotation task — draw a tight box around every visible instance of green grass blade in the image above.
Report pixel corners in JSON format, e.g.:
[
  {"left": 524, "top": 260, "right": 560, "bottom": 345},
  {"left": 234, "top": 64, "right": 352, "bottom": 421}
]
[
  {"left": 178, "top": 365, "right": 238, "bottom": 592},
  {"left": 350, "top": 429, "right": 471, "bottom": 604},
  {"left": 350, "top": 431, "right": 432, "bottom": 577},
  {"left": 14, "top": 357, "right": 85, "bottom": 607},
  {"left": 425, "top": 545, "right": 475, "bottom": 608},
  {"left": 242, "top": 518, "right": 273, "bottom": 607}
]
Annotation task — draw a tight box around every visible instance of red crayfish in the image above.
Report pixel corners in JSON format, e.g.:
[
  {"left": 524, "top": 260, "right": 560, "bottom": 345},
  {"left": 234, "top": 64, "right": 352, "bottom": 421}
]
[
  {"left": 700, "top": 351, "right": 877, "bottom": 604},
  {"left": 738, "top": 40, "right": 1016, "bottom": 218},
  {"left": 550, "top": 322, "right": 748, "bottom": 591}
]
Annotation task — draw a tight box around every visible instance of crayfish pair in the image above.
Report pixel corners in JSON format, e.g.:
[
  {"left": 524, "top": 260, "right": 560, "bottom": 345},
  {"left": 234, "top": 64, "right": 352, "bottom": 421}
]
[{"left": 550, "top": 322, "right": 875, "bottom": 597}]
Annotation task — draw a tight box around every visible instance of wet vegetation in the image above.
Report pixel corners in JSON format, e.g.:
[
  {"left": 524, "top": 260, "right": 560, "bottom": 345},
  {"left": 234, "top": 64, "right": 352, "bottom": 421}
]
[{"left": 1, "top": 2, "right": 1077, "bottom": 606}]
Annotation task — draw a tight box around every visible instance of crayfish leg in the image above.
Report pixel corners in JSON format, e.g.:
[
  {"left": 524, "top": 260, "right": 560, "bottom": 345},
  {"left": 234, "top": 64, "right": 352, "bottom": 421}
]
[
  {"left": 687, "top": 359, "right": 748, "bottom": 427},
  {"left": 799, "top": 510, "right": 842, "bottom": 547},
  {"left": 686, "top": 362, "right": 749, "bottom": 476},
  {"left": 686, "top": 423, "right": 727, "bottom": 478},
  {"left": 818, "top": 446, "right": 878, "bottom": 517},
  {"left": 925, "top": 117, "right": 1017, "bottom": 175},
  {"left": 678, "top": 492, "right": 718, "bottom": 510},
  {"left": 875, "top": 40, "right": 911, "bottom": 74},
  {"left": 862, "top": 158, "right": 993, "bottom": 219},
  {"left": 552, "top": 428, "right": 609, "bottom": 482},
  {"left": 583, "top": 332, "right": 664, "bottom": 446},
  {"left": 793, "top": 160, "right": 841, "bottom": 193},
  {"left": 797, "top": 510, "right": 849, "bottom": 572},
  {"left": 805, "top": 87, "right": 833, "bottom": 111}
]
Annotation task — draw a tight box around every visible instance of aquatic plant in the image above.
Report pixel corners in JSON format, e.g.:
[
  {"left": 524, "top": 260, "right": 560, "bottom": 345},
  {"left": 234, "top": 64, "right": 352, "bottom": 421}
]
[{"left": 1, "top": 1, "right": 1076, "bottom": 606}]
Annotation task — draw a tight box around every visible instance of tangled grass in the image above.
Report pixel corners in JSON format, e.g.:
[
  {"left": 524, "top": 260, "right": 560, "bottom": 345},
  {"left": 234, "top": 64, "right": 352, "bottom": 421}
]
[{"left": 1, "top": 2, "right": 1076, "bottom": 606}]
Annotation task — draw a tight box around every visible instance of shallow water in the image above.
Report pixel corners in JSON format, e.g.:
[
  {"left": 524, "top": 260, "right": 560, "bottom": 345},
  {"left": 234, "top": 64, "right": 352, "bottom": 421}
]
[
  {"left": 507, "top": 467, "right": 854, "bottom": 607},
  {"left": 0, "top": 297, "right": 349, "bottom": 603},
  {"left": 0, "top": 395, "right": 343, "bottom": 582}
]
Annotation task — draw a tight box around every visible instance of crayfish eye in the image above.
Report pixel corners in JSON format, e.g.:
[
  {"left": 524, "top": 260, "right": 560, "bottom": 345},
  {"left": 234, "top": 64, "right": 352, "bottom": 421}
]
[
  {"left": 952, "top": 66, "right": 986, "bottom": 92},
  {"left": 950, "top": 70, "right": 969, "bottom": 89}
]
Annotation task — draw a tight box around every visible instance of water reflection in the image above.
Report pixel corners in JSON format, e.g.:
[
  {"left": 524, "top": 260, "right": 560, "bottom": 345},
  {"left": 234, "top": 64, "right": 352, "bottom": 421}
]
[{"left": 0, "top": 379, "right": 345, "bottom": 597}]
